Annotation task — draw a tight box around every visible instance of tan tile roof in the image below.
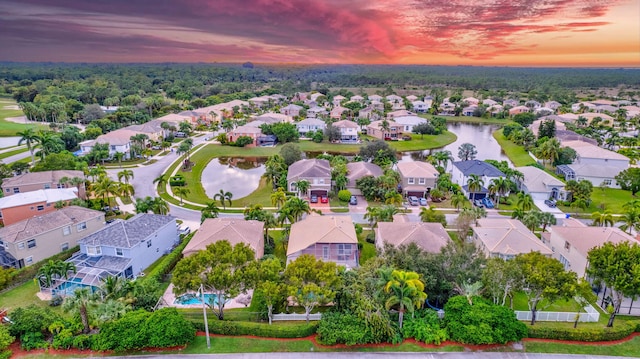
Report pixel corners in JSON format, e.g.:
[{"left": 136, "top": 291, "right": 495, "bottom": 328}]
[
  {"left": 287, "top": 159, "right": 331, "bottom": 180},
  {"left": 0, "top": 206, "right": 103, "bottom": 243},
  {"left": 287, "top": 215, "right": 357, "bottom": 255},
  {"left": 560, "top": 140, "right": 629, "bottom": 161},
  {"left": 474, "top": 218, "right": 552, "bottom": 256},
  {"left": 333, "top": 120, "right": 358, "bottom": 129},
  {"left": 377, "top": 222, "right": 449, "bottom": 253},
  {"left": 397, "top": 161, "right": 439, "bottom": 179},
  {"left": 549, "top": 225, "right": 636, "bottom": 257},
  {"left": 346, "top": 162, "right": 383, "bottom": 183},
  {"left": 515, "top": 166, "right": 565, "bottom": 193},
  {"left": 2, "top": 170, "right": 84, "bottom": 188},
  {"left": 87, "top": 129, "right": 139, "bottom": 146},
  {"left": 182, "top": 218, "right": 264, "bottom": 256}
]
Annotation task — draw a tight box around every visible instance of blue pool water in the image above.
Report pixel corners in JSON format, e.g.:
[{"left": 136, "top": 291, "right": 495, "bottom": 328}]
[
  {"left": 174, "top": 293, "right": 219, "bottom": 305},
  {"left": 53, "top": 279, "right": 96, "bottom": 296}
]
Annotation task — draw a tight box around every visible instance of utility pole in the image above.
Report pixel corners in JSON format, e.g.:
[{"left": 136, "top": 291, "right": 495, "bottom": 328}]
[{"left": 200, "top": 284, "right": 210, "bottom": 349}]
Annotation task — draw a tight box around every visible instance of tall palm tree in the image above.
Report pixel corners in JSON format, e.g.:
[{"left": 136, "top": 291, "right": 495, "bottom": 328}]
[
  {"left": 113, "top": 152, "right": 125, "bottom": 168},
  {"left": 432, "top": 150, "right": 453, "bottom": 170},
  {"left": 384, "top": 191, "right": 403, "bottom": 206},
  {"left": 591, "top": 210, "right": 614, "bottom": 227},
  {"left": 539, "top": 212, "right": 557, "bottom": 232},
  {"left": 150, "top": 197, "right": 169, "bottom": 215},
  {"left": 214, "top": 189, "right": 233, "bottom": 209},
  {"left": 466, "top": 174, "right": 484, "bottom": 203},
  {"left": 295, "top": 180, "right": 310, "bottom": 198},
  {"left": 384, "top": 270, "right": 427, "bottom": 329},
  {"left": 270, "top": 187, "right": 287, "bottom": 209},
  {"left": 451, "top": 192, "right": 468, "bottom": 212},
  {"left": 87, "top": 166, "right": 106, "bottom": 183},
  {"left": 63, "top": 288, "right": 97, "bottom": 334},
  {"left": 264, "top": 155, "right": 287, "bottom": 189},
  {"left": 153, "top": 174, "right": 167, "bottom": 192},
  {"left": 117, "top": 169, "right": 134, "bottom": 184},
  {"left": 364, "top": 206, "right": 380, "bottom": 227},
  {"left": 262, "top": 212, "right": 278, "bottom": 246},
  {"left": 619, "top": 207, "right": 640, "bottom": 234},
  {"left": 17, "top": 127, "right": 38, "bottom": 166},
  {"left": 201, "top": 202, "right": 220, "bottom": 223},
  {"left": 489, "top": 177, "right": 510, "bottom": 209},
  {"left": 516, "top": 192, "right": 534, "bottom": 212},
  {"left": 119, "top": 182, "right": 135, "bottom": 199},
  {"left": 174, "top": 187, "right": 190, "bottom": 205},
  {"left": 91, "top": 175, "right": 119, "bottom": 207},
  {"left": 280, "top": 197, "right": 311, "bottom": 223}
]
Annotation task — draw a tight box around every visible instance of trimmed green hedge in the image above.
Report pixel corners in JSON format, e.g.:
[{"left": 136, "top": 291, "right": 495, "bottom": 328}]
[
  {"left": 527, "top": 321, "right": 637, "bottom": 342},
  {"left": 0, "top": 246, "right": 78, "bottom": 292},
  {"left": 190, "top": 320, "right": 318, "bottom": 338},
  {"left": 142, "top": 232, "right": 194, "bottom": 284}
]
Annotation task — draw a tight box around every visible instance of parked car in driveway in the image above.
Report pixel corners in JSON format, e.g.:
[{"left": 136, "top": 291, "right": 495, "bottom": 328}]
[
  {"left": 321, "top": 196, "right": 328, "bottom": 203},
  {"left": 179, "top": 226, "right": 191, "bottom": 235},
  {"left": 482, "top": 197, "right": 494, "bottom": 209},
  {"left": 310, "top": 194, "right": 318, "bottom": 203},
  {"left": 419, "top": 197, "right": 427, "bottom": 206},
  {"left": 544, "top": 199, "right": 557, "bottom": 208},
  {"left": 473, "top": 199, "right": 484, "bottom": 208},
  {"left": 349, "top": 196, "right": 357, "bottom": 205},
  {"left": 408, "top": 196, "right": 420, "bottom": 206}
]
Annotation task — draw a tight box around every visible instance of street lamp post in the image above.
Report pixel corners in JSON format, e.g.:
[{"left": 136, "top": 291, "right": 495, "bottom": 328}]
[{"left": 199, "top": 284, "right": 210, "bottom": 349}]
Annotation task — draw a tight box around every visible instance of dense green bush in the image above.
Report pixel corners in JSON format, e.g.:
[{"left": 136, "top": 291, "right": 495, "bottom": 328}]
[
  {"left": 190, "top": 319, "right": 317, "bottom": 338},
  {"left": 317, "top": 312, "right": 371, "bottom": 345},
  {"left": 444, "top": 295, "right": 527, "bottom": 345},
  {"left": 0, "top": 246, "right": 77, "bottom": 292},
  {"left": 169, "top": 174, "right": 186, "bottom": 186},
  {"left": 234, "top": 136, "right": 254, "bottom": 147},
  {"left": 402, "top": 310, "right": 448, "bottom": 345},
  {"left": 93, "top": 308, "right": 195, "bottom": 351},
  {"left": 142, "top": 232, "right": 193, "bottom": 284},
  {"left": 9, "top": 305, "right": 62, "bottom": 339},
  {"left": 0, "top": 325, "right": 14, "bottom": 359},
  {"left": 337, "top": 190, "right": 352, "bottom": 202},
  {"left": 527, "top": 321, "right": 637, "bottom": 342},
  {"left": 365, "top": 232, "right": 375, "bottom": 244}
]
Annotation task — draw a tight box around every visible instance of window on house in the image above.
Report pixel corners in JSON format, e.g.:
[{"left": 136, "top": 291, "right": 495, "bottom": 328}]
[
  {"left": 37, "top": 205, "right": 44, "bottom": 211},
  {"left": 564, "top": 241, "right": 571, "bottom": 251},
  {"left": 419, "top": 178, "right": 426, "bottom": 185},
  {"left": 338, "top": 244, "right": 352, "bottom": 261},
  {"left": 17, "top": 242, "right": 24, "bottom": 250},
  {"left": 77, "top": 222, "right": 87, "bottom": 231},
  {"left": 44, "top": 183, "right": 51, "bottom": 189},
  {"left": 63, "top": 226, "right": 71, "bottom": 235},
  {"left": 61, "top": 242, "right": 69, "bottom": 252},
  {"left": 319, "top": 179, "right": 325, "bottom": 184},
  {"left": 57, "top": 183, "right": 64, "bottom": 189},
  {"left": 25, "top": 256, "right": 33, "bottom": 265},
  {"left": 86, "top": 246, "right": 101, "bottom": 256},
  {"left": 602, "top": 179, "right": 612, "bottom": 186},
  {"left": 147, "top": 240, "right": 152, "bottom": 248},
  {"left": 4, "top": 189, "right": 9, "bottom": 193},
  {"left": 559, "top": 255, "right": 570, "bottom": 270},
  {"left": 13, "top": 188, "right": 19, "bottom": 193},
  {"left": 322, "top": 245, "right": 329, "bottom": 260},
  {"left": 116, "top": 248, "right": 124, "bottom": 256},
  {"left": 27, "top": 239, "right": 36, "bottom": 249},
  {"left": 408, "top": 178, "right": 415, "bottom": 184},
  {"left": 110, "top": 145, "right": 116, "bottom": 151}
]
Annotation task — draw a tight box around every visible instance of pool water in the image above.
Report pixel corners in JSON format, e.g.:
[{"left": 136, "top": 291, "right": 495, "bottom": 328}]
[
  {"left": 174, "top": 293, "right": 219, "bottom": 305},
  {"left": 53, "top": 279, "right": 95, "bottom": 296}
]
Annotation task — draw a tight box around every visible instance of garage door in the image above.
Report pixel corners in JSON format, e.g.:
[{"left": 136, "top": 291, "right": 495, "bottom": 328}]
[
  {"left": 407, "top": 191, "right": 424, "bottom": 197},
  {"left": 310, "top": 189, "right": 328, "bottom": 196}
]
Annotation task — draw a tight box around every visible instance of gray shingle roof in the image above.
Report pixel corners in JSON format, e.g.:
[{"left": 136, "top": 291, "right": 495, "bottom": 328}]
[
  {"left": 453, "top": 160, "right": 505, "bottom": 177},
  {"left": 79, "top": 214, "right": 174, "bottom": 248},
  {"left": 287, "top": 159, "right": 331, "bottom": 180}
]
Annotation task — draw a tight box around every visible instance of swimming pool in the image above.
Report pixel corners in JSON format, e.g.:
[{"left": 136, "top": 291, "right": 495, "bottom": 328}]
[
  {"left": 174, "top": 293, "right": 220, "bottom": 306},
  {"left": 53, "top": 279, "right": 96, "bottom": 297}
]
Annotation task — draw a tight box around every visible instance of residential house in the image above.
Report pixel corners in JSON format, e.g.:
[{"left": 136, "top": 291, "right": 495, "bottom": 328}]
[
  {"left": 330, "top": 106, "right": 349, "bottom": 120},
  {"left": 545, "top": 101, "right": 562, "bottom": 110},
  {"left": 534, "top": 107, "right": 555, "bottom": 116},
  {"left": 332, "top": 120, "right": 359, "bottom": 143},
  {"left": 376, "top": 222, "right": 449, "bottom": 253},
  {"left": 451, "top": 160, "right": 505, "bottom": 200},
  {"left": 254, "top": 113, "right": 291, "bottom": 124},
  {"left": 126, "top": 121, "right": 166, "bottom": 143},
  {"left": 386, "top": 95, "right": 403, "bottom": 107},
  {"left": 358, "top": 106, "right": 377, "bottom": 120},
  {"left": 350, "top": 95, "right": 364, "bottom": 103},
  {"left": 556, "top": 140, "right": 629, "bottom": 187},
  {"left": 591, "top": 99, "right": 617, "bottom": 107},
  {"left": 412, "top": 101, "right": 429, "bottom": 113},
  {"left": 423, "top": 96, "right": 434, "bottom": 109},
  {"left": 2, "top": 170, "right": 86, "bottom": 199},
  {"left": 307, "top": 106, "right": 328, "bottom": 118},
  {"left": 287, "top": 214, "right": 358, "bottom": 268},
  {"left": 387, "top": 110, "right": 415, "bottom": 119},
  {"left": 287, "top": 159, "right": 331, "bottom": 197},
  {"left": 182, "top": 218, "right": 264, "bottom": 258},
  {"left": 577, "top": 112, "right": 614, "bottom": 124},
  {"left": 397, "top": 161, "right": 439, "bottom": 197},
  {"left": 542, "top": 219, "right": 636, "bottom": 277},
  {"left": 280, "top": 104, "right": 303, "bottom": 117},
  {"left": 525, "top": 100, "right": 542, "bottom": 109},
  {"left": 346, "top": 162, "right": 383, "bottom": 195},
  {"left": 596, "top": 105, "right": 618, "bottom": 113},
  {"left": 367, "top": 120, "right": 403, "bottom": 140},
  {"left": 248, "top": 96, "right": 271, "bottom": 108},
  {"left": 177, "top": 110, "right": 209, "bottom": 125},
  {"left": 69, "top": 214, "right": 177, "bottom": 284},
  {"left": 309, "top": 93, "right": 325, "bottom": 102},
  {"left": 438, "top": 101, "right": 456, "bottom": 116},
  {"left": 405, "top": 95, "right": 418, "bottom": 102},
  {"left": 483, "top": 99, "right": 498, "bottom": 106},
  {"left": 462, "top": 105, "right": 477, "bottom": 117},
  {"left": 463, "top": 97, "right": 479, "bottom": 106},
  {"left": 79, "top": 128, "right": 138, "bottom": 159},
  {"left": 503, "top": 99, "right": 519, "bottom": 108},
  {"left": 99, "top": 106, "right": 119, "bottom": 114},
  {"left": 394, "top": 115, "right": 427, "bottom": 132},
  {"left": 0, "top": 206, "right": 104, "bottom": 269},
  {"left": 472, "top": 218, "right": 552, "bottom": 260},
  {"left": 509, "top": 106, "right": 530, "bottom": 116},
  {"left": 571, "top": 102, "right": 597, "bottom": 112},
  {"left": 516, "top": 166, "right": 568, "bottom": 201},
  {"left": 296, "top": 118, "right": 326, "bottom": 137},
  {"left": 488, "top": 104, "right": 504, "bottom": 116},
  {"left": 368, "top": 95, "right": 383, "bottom": 102},
  {"left": 0, "top": 188, "right": 78, "bottom": 226},
  {"left": 226, "top": 125, "right": 263, "bottom": 147},
  {"left": 332, "top": 95, "right": 345, "bottom": 106}
]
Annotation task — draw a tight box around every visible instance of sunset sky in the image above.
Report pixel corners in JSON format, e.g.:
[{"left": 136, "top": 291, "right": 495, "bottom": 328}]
[{"left": 0, "top": 0, "right": 638, "bottom": 67}]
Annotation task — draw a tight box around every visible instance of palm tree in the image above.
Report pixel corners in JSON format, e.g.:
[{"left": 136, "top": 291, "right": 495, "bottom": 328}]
[
  {"left": 264, "top": 155, "right": 287, "bottom": 189},
  {"left": 113, "top": 152, "right": 125, "bottom": 168},
  {"left": 451, "top": 192, "right": 468, "bottom": 212},
  {"left": 511, "top": 208, "right": 526, "bottom": 220},
  {"left": 117, "top": 169, "right": 134, "bottom": 184},
  {"left": 100, "top": 276, "right": 126, "bottom": 300},
  {"left": 466, "top": 174, "right": 484, "bottom": 203},
  {"left": 516, "top": 192, "right": 534, "bottom": 211},
  {"left": 270, "top": 187, "right": 287, "bottom": 209},
  {"left": 432, "top": 150, "right": 453, "bottom": 170},
  {"left": 539, "top": 212, "right": 557, "bottom": 232},
  {"left": 295, "top": 180, "right": 310, "bottom": 198},
  {"left": 384, "top": 191, "right": 403, "bottom": 206},
  {"left": 201, "top": 202, "right": 220, "bottom": 223},
  {"left": 150, "top": 197, "right": 169, "bottom": 215},
  {"left": 262, "top": 212, "right": 278, "bottom": 246},
  {"left": 522, "top": 210, "right": 542, "bottom": 231},
  {"left": 17, "top": 127, "right": 38, "bottom": 166},
  {"left": 87, "top": 166, "right": 106, "bottom": 183},
  {"left": 174, "top": 187, "right": 190, "bottom": 205},
  {"left": 364, "top": 206, "right": 380, "bottom": 227},
  {"left": 91, "top": 175, "right": 119, "bottom": 207},
  {"left": 384, "top": 270, "right": 427, "bottom": 329},
  {"left": 619, "top": 207, "right": 640, "bottom": 234},
  {"left": 214, "top": 189, "right": 233, "bottom": 209},
  {"left": 119, "top": 182, "right": 135, "bottom": 199},
  {"left": 63, "top": 288, "right": 97, "bottom": 334},
  {"left": 153, "top": 174, "right": 167, "bottom": 191},
  {"left": 489, "top": 177, "right": 510, "bottom": 209},
  {"left": 38, "top": 260, "right": 63, "bottom": 288},
  {"left": 591, "top": 210, "right": 614, "bottom": 227},
  {"left": 280, "top": 197, "right": 311, "bottom": 223}
]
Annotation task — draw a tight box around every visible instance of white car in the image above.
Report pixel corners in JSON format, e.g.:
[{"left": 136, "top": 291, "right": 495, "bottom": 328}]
[{"left": 179, "top": 226, "right": 191, "bottom": 235}]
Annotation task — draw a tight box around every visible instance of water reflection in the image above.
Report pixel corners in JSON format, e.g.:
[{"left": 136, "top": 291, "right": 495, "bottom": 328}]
[
  {"left": 401, "top": 122, "right": 510, "bottom": 166},
  {"left": 201, "top": 157, "right": 266, "bottom": 199}
]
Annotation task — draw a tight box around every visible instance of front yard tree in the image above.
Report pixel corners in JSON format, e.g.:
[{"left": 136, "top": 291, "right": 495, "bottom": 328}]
[
  {"left": 412, "top": 122, "right": 435, "bottom": 138},
  {"left": 457, "top": 143, "right": 477, "bottom": 161},
  {"left": 256, "top": 257, "right": 284, "bottom": 325},
  {"left": 214, "top": 189, "right": 233, "bottom": 209},
  {"left": 482, "top": 257, "right": 522, "bottom": 307},
  {"left": 588, "top": 241, "right": 640, "bottom": 327},
  {"left": 615, "top": 168, "right": 640, "bottom": 196},
  {"left": 280, "top": 143, "right": 302, "bottom": 166},
  {"left": 515, "top": 252, "right": 578, "bottom": 325},
  {"left": 383, "top": 270, "right": 427, "bottom": 329},
  {"left": 359, "top": 140, "right": 396, "bottom": 166},
  {"left": 284, "top": 254, "right": 341, "bottom": 323},
  {"left": 172, "top": 240, "right": 257, "bottom": 320},
  {"left": 201, "top": 201, "right": 220, "bottom": 223}
]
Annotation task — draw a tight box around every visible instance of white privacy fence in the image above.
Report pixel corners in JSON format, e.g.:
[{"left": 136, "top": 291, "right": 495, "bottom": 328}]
[
  {"left": 272, "top": 313, "right": 322, "bottom": 321},
  {"left": 514, "top": 304, "right": 600, "bottom": 322}
]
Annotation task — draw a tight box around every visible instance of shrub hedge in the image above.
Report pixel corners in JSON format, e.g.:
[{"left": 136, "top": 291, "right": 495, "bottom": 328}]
[
  {"left": 527, "top": 321, "right": 637, "bottom": 342},
  {"left": 317, "top": 312, "right": 370, "bottom": 345},
  {"left": 190, "top": 319, "right": 318, "bottom": 338},
  {"left": 142, "top": 232, "right": 194, "bottom": 284},
  {"left": 0, "top": 246, "right": 78, "bottom": 292}
]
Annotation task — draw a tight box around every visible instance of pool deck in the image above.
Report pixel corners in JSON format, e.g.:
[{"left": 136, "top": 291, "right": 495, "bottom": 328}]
[{"left": 161, "top": 283, "right": 252, "bottom": 309}]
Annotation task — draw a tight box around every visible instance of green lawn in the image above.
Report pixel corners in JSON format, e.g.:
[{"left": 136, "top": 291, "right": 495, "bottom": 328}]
[
  {"left": 419, "top": 113, "right": 512, "bottom": 125},
  {"left": 524, "top": 336, "right": 640, "bottom": 357},
  {"left": 0, "top": 146, "right": 28, "bottom": 160},
  {"left": 559, "top": 187, "right": 636, "bottom": 214},
  {"left": 0, "top": 98, "right": 47, "bottom": 136},
  {"left": 511, "top": 291, "right": 581, "bottom": 312},
  {"left": 492, "top": 129, "right": 536, "bottom": 167},
  {"left": 233, "top": 177, "right": 275, "bottom": 208},
  {"left": 357, "top": 230, "right": 377, "bottom": 264},
  {"left": 0, "top": 280, "right": 63, "bottom": 315}
]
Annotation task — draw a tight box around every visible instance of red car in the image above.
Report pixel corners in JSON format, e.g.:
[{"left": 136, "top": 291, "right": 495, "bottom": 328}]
[{"left": 321, "top": 195, "right": 328, "bottom": 203}]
